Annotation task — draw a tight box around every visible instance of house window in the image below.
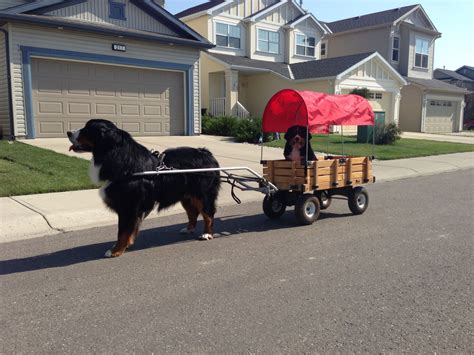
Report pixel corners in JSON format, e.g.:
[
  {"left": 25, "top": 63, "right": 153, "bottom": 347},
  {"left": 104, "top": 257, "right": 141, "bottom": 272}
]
[
  {"left": 320, "top": 42, "right": 327, "bottom": 57},
  {"left": 295, "top": 34, "right": 315, "bottom": 57},
  {"left": 258, "top": 29, "right": 279, "bottom": 54},
  {"left": 430, "top": 100, "right": 452, "bottom": 107},
  {"left": 415, "top": 38, "right": 429, "bottom": 68},
  {"left": 215, "top": 22, "right": 241, "bottom": 49},
  {"left": 392, "top": 36, "right": 400, "bottom": 62},
  {"left": 368, "top": 93, "right": 383, "bottom": 100},
  {"left": 109, "top": 0, "right": 126, "bottom": 20}
]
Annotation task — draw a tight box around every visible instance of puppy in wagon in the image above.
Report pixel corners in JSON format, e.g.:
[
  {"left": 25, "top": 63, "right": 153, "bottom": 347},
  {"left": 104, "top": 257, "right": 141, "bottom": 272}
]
[{"left": 283, "top": 125, "right": 317, "bottom": 162}]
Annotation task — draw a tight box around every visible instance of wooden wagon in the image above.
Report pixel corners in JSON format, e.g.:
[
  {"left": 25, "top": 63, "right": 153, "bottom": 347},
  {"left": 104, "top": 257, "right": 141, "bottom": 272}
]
[{"left": 260, "top": 90, "right": 376, "bottom": 225}]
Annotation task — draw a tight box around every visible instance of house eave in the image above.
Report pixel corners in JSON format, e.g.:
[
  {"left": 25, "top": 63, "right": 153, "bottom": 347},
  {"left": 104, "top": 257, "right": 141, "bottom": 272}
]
[{"left": 0, "top": 14, "right": 215, "bottom": 49}]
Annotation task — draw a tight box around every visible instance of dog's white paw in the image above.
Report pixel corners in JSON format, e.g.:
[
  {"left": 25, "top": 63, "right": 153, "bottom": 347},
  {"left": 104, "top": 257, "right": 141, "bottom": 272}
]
[
  {"left": 104, "top": 249, "right": 113, "bottom": 258},
  {"left": 199, "top": 233, "right": 213, "bottom": 241},
  {"left": 179, "top": 227, "right": 195, "bottom": 234}
]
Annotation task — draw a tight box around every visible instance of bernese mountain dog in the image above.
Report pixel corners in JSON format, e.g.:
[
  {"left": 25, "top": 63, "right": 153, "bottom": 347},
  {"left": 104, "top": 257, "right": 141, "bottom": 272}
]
[
  {"left": 67, "top": 119, "right": 221, "bottom": 258},
  {"left": 284, "top": 125, "right": 316, "bottom": 162}
]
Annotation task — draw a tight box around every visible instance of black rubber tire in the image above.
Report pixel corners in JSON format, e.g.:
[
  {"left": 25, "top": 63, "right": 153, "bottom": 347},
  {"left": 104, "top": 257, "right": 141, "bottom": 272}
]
[
  {"left": 263, "top": 194, "right": 286, "bottom": 219},
  {"left": 318, "top": 191, "right": 332, "bottom": 210},
  {"left": 294, "top": 194, "right": 320, "bottom": 225},
  {"left": 348, "top": 187, "right": 369, "bottom": 215}
]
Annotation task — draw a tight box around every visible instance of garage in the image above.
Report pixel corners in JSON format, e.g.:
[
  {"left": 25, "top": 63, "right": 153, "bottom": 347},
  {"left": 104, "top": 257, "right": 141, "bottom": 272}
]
[
  {"left": 31, "top": 58, "right": 184, "bottom": 138},
  {"left": 425, "top": 99, "right": 456, "bottom": 133},
  {"left": 0, "top": 0, "right": 213, "bottom": 139}
]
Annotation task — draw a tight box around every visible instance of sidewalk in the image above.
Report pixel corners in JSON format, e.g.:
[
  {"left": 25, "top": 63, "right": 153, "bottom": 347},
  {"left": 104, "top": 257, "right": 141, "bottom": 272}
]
[
  {"left": 2, "top": 136, "right": 473, "bottom": 243},
  {"left": 401, "top": 131, "right": 474, "bottom": 144}
]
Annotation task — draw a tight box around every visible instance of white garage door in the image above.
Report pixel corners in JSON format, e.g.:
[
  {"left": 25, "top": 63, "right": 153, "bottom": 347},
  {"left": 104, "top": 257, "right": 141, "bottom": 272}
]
[
  {"left": 31, "top": 58, "right": 185, "bottom": 138},
  {"left": 425, "top": 100, "right": 456, "bottom": 133}
]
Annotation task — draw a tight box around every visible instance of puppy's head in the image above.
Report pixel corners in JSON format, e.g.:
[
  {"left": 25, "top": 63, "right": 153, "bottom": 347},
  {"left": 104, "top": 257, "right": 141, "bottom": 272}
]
[
  {"left": 67, "top": 119, "right": 120, "bottom": 153},
  {"left": 284, "top": 125, "right": 311, "bottom": 150}
]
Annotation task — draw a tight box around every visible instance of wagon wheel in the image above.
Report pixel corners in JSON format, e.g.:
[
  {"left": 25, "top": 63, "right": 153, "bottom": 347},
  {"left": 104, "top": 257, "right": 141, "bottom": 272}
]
[
  {"left": 294, "top": 194, "right": 320, "bottom": 225},
  {"left": 348, "top": 187, "right": 369, "bottom": 215},
  {"left": 263, "top": 193, "right": 286, "bottom": 219},
  {"left": 317, "top": 191, "right": 332, "bottom": 210}
]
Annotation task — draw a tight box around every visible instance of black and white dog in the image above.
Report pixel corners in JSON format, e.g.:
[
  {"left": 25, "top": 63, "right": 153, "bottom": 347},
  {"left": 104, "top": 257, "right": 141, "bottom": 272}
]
[
  {"left": 67, "top": 119, "right": 220, "bottom": 258},
  {"left": 283, "top": 125, "right": 316, "bottom": 162}
]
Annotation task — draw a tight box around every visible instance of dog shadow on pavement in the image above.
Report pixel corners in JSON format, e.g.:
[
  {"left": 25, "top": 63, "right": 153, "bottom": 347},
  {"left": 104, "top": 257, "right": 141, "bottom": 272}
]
[{"left": 0, "top": 210, "right": 351, "bottom": 275}]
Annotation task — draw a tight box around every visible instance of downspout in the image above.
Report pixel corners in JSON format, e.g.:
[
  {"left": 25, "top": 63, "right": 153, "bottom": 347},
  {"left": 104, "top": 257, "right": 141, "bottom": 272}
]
[{"left": 0, "top": 27, "right": 15, "bottom": 140}]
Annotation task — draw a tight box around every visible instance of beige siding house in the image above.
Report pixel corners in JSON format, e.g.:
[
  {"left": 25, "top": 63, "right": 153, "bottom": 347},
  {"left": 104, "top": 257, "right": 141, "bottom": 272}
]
[
  {"left": 177, "top": 0, "right": 406, "bottom": 134},
  {"left": 324, "top": 4, "right": 467, "bottom": 133},
  {"left": 0, "top": 0, "right": 213, "bottom": 138}
]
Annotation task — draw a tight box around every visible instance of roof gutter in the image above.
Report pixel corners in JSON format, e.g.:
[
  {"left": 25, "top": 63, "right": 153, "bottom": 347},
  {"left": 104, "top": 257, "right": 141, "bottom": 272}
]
[{"left": 0, "top": 27, "right": 15, "bottom": 140}]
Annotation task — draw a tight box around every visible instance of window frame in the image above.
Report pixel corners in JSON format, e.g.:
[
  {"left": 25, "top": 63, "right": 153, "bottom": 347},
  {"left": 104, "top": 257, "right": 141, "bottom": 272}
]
[
  {"left": 320, "top": 41, "right": 327, "bottom": 58},
  {"left": 392, "top": 36, "right": 400, "bottom": 63},
  {"left": 109, "top": 0, "right": 126, "bottom": 21},
  {"left": 215, "top": 22, "right": 242, "bottom": 50},
  {"left": 295, "top": 33, "right": 316, "bottom": 58},
  {"left": 414, "top": 37, "right": 429, "bottom": 69},
  {"left": 257, "top": 28, "right": 280, "bottom": 54}
]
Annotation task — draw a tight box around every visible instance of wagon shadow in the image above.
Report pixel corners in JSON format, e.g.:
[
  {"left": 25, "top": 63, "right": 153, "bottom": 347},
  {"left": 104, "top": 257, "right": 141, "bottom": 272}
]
[{"left": 0, "top": 211, "right": 322, "bottom": 275}]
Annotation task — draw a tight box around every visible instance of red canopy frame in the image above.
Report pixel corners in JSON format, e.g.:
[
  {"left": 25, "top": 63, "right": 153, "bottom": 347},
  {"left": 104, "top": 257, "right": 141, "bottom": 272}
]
[{"left": 262, "top": 89, "right": 374, "bottom": 133}]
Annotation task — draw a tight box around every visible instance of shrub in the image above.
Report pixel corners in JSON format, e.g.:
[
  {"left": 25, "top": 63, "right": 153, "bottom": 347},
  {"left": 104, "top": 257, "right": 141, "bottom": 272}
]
[
  {"left": 234, "top": 117, "right": 273, "bottom": 143},
  {"left": 374, "top": 122, "right": 401, "bottom": 145},
  {"left": 201, "top": 115, "right": 273, "bottom": 143},
  {"left": 201, "top": 115, "right": 239, "bottom": 136},
  {"left": 350, "top": 88, "right": 370, "bottom": 99}
]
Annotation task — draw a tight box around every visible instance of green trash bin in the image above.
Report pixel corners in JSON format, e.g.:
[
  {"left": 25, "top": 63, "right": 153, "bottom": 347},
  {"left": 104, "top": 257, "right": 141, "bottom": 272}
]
[{"left": 357, "top": 112, "right": 385, "bottom": 143}]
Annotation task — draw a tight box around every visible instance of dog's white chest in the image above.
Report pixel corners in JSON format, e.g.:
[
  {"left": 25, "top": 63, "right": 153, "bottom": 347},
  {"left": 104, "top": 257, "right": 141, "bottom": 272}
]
[
  {"left": 89, "top": 158, "right": 110, "bottom": 202},
  {"left": 89, "top": 157, "right": 102, "bottom": 185},
  {"left": 288, "top": 147, "right": 302, "bottom": 161}
]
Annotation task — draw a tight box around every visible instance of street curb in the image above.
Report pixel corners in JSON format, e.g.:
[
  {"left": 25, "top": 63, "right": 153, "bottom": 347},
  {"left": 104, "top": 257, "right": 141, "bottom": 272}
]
[{"left": 2, "top": 163, "right": 473, "bottom": 244}]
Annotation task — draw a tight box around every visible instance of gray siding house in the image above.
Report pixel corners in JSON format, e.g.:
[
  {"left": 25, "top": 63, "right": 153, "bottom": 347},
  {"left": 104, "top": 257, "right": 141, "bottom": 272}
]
[
  {"left": 0, "top": 0, "right": 213, "bottom": 139},
  {"left": 324, "top": 4, "right": 468, "bottom": 133}
]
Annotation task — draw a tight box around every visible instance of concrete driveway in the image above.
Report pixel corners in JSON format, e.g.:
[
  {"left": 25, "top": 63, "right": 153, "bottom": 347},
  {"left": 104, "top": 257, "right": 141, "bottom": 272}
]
[{"left": 24, "top": 135, "right": 285, "bottom": 170}]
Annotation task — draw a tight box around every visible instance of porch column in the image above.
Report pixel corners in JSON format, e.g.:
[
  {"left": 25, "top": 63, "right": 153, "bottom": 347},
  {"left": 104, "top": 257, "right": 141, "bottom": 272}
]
[
  {"left": 458, "top": 100, "right": 466, "bottom": 132},
  {"left": 225, "top": 69, "right": 239, "bottom": 116},
  {"left": 392, "top": 91, "right": 402, "bottom": 125}
]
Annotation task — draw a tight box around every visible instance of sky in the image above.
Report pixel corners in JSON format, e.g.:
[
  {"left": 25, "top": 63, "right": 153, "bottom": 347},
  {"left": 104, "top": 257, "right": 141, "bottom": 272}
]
[{"left": 165, "top": 0, "right": 474, "bottom": 71}]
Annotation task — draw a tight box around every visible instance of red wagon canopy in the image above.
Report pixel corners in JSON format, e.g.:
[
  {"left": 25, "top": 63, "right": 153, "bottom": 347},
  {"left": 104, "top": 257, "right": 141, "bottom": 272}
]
[{"left": 262, "top": 89, "right": 374, "bottom": 133}]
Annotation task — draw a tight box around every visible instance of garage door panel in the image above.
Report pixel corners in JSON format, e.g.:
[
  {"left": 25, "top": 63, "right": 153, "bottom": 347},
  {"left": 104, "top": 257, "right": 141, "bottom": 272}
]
[
  {"left": 38, "top": 101, "right": 63, "bottom": 114},
  {"left": 426, "top": 101, "right": 456, "bottom": 133},
  {"left": 35, "top": 77, "right": 62, "bottom": 94},
  {"left": 96, "top": 103, "right": 117, "bottom": 115},
  {"left": 39, "top": 121, "right": 64, "bottom": 134},
  {"left": 32, "top": 58, "right": 185, "bottom": 137}
]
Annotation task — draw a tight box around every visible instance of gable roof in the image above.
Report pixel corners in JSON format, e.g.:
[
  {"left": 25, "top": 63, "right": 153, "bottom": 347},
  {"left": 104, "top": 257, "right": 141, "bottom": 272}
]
[
  {"left": 205, "top": 52, "right": 293, "bottom": 79},
  {"left": 434, "top": 69, "right": 474, "bottom": 82},
  {"left": 325, "top": 4, "right": 419, "bottom": 33},
  {"left": 284, "top": 13, "right": 330, "bottom": 34},
  {"left": 456, "top": 65, "right": 474, "bottom": 80},
  {"left": 290, "top": 52, "right": 375, "bottom": 80},
  {"left": 205, "top": 51, "right": 406, "bottom": 85},
  {"left": 175, "top": 0, "right": 226, "bottom": 19},
  {"left": 408, "top": 77, "right": 468, "bottom": 94},
  {"left": 0, "top": 0, "right": 213, "bottom": 47}
]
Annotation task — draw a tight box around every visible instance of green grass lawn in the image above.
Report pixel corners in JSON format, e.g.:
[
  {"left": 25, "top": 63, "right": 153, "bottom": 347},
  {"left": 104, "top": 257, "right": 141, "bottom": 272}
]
[
  {"left": 265, "top": 135, "right": 473, "bottom": 160},
  {"left": 0, "top": 140, "right": 97, "bottom": 197}
]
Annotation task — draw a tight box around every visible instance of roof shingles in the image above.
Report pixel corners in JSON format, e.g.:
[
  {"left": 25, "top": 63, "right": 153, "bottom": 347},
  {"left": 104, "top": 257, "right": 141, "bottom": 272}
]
[
  {"left": 325, "top": 4, "right": 418, "bottom": 33},
  {"left": 206, "top": 52, "right": 376, "bottom": 80}
]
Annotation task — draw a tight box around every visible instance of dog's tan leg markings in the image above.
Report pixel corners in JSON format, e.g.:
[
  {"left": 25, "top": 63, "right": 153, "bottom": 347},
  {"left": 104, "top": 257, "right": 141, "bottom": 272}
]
[
  {"left": 105, "top": 216, "right": 141, "bottom": 258},
  {"left": 189, "top": 197, "right": 215, "bottom": 241},
  {"left": 180, "top": 199, "right": 198, "bottom": 234}
]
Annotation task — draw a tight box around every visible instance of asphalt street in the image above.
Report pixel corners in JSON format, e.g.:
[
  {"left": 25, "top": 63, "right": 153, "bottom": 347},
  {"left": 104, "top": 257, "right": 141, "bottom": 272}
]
[{"left": 1, "top": 169, "right": 473, "bottom": 353}]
